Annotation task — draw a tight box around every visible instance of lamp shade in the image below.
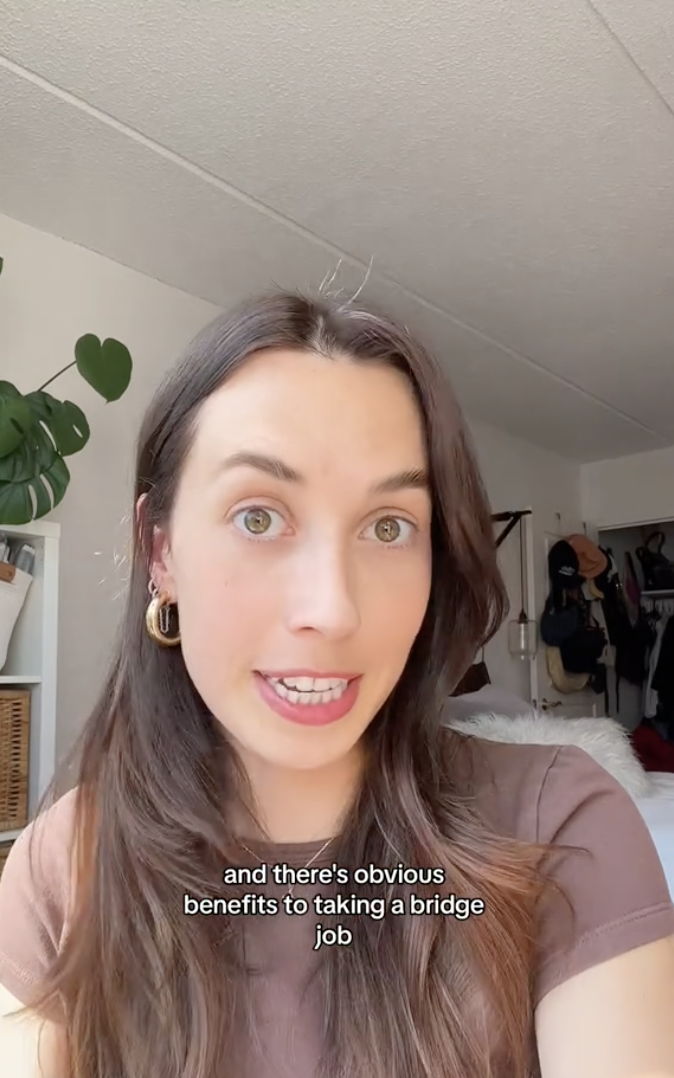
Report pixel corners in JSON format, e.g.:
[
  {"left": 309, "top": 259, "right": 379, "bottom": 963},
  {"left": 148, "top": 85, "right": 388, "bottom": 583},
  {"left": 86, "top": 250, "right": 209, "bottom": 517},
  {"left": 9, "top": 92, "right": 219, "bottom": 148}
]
[{"left": 508, "top": 610, "right": 538, "bottom": 660}]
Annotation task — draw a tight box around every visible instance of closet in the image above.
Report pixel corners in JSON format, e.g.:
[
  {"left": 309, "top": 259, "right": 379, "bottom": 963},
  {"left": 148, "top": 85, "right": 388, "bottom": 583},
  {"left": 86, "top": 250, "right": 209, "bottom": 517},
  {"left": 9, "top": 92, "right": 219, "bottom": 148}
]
[{"left": 596, "top": 518, "right": 674, "bottom": 757}]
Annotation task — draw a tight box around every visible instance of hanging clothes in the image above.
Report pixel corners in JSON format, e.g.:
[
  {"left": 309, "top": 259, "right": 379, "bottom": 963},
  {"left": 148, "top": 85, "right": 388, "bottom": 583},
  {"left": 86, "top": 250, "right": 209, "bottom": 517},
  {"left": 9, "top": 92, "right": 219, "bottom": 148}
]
[
  {"left": 652, "top": 617, "right": 674, "bottom": 724},
  {"left": 623, "top": 552, "right": 641, "bottom": 627},
  {"left": 583, "top": 581, "right": 613, "bottom": 666},
  {"left": 644, "top": 613, "right": 671, "bottom": 720}
]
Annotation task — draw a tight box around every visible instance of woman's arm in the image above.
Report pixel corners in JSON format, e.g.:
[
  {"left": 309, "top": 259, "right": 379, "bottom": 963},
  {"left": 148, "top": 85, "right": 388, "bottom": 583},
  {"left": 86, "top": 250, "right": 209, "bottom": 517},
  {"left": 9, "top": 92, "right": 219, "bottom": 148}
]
[
  {"left": 0, "top": 982, "right": 64, "bottom": 1078},
  {"left": 535, "top": 935, "right": 674, "bottom": 1078}
]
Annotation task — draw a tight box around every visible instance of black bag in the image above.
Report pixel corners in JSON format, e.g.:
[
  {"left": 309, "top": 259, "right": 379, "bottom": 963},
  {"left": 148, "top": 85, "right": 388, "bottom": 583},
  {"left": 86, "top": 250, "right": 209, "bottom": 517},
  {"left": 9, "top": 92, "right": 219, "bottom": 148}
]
[
  {"left": 452, "top": 660, "right": 490, "bottom": 696},
  {"left": 601, "top": 571, "right": 652, "bottom": 712},
  {"left": 559, "top": 623, "right": 606, "bottom": 674},
  {"left": 540, "top": 592, "right": 580, "bottom": 646},
  {"left": 556, "top": 590, "right": 606, "bottom": 674},
  {"left": 636, "top": 532, "right": 674, "bottom": 592}
]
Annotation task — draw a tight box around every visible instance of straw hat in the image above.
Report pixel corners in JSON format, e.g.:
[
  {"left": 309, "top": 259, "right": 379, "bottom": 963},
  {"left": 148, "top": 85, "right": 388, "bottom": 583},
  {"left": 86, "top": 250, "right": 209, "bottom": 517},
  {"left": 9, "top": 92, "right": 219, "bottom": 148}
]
[{"left": 545, "top": 646, "right": 590, "bottom": 694}]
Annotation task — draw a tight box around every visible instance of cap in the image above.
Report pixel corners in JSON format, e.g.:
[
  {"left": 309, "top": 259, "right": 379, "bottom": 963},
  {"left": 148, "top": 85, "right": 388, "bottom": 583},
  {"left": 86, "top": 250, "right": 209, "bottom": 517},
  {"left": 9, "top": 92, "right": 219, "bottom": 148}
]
[
  {"left": 567, "top": 534, "right": 608, "bottom": 581},
  {"left": 548, "top": 540, "right": 582, "bottom": 592}
]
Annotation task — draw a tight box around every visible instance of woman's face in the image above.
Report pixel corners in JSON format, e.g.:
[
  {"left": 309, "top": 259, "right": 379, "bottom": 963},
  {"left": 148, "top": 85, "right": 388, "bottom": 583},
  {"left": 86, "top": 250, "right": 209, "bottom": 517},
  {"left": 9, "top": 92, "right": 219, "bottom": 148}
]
[{"left": 152, "top": 348, "right": 433, "bottom": 775}]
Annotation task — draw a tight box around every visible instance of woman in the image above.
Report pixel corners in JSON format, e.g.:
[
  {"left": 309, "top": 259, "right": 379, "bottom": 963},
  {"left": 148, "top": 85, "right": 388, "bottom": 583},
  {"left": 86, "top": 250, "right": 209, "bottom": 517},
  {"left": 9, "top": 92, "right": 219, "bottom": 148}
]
[{"left": 0, "top": 291, "right": 673, "bottom": 1078}]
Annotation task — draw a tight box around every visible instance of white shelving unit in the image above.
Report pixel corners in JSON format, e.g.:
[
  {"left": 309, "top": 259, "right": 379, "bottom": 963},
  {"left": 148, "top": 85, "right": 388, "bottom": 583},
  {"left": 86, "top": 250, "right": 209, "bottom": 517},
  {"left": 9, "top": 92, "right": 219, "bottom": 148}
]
[{"left": 0, "top": 519, "right": 60, "bottom": 842}]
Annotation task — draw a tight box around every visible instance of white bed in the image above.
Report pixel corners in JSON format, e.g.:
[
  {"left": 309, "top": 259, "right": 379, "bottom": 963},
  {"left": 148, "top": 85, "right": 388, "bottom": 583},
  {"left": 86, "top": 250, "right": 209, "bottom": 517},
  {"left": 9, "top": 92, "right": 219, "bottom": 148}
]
[
  {"left": 447, "top": 687, "right": 674, "bottom": 899},
  {"left": 635, "top": 773, "right": 674, "bottom": 900}
]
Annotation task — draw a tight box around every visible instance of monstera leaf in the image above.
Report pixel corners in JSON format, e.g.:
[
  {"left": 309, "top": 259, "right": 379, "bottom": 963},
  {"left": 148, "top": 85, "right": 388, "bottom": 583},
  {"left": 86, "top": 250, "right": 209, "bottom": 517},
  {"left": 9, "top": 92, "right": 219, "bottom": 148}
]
[
  {"left": 24, "top": 390, "right": 91, "bottom": 457},
  {"left": 0, "top": 261, "right": 133, "bottom": 525},
  {"left": 0, "top": 382, "right": 32, "bottom": 459},
  {"left": 0, "top": 388, "right": 93, "bottom": 525},
  {"left": 0, "top": 429, "right": 70, "bottom": 525},
  {"left": 75, "top": 335, "right": 132, "bottom": 402}
]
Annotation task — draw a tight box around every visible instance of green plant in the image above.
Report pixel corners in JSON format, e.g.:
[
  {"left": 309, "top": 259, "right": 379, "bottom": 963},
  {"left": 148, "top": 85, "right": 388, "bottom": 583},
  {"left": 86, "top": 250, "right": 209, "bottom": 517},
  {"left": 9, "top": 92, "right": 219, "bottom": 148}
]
[{"left": 0, "top": 256, "right": 133, "bottom": 525}]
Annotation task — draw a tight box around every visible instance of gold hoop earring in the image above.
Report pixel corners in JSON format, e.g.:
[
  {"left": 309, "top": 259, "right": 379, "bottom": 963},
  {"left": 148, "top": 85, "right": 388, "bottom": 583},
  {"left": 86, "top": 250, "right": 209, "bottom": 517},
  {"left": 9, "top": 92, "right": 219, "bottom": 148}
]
[{"left": 145, "top": 583, "right": 181, "bottom": 647}]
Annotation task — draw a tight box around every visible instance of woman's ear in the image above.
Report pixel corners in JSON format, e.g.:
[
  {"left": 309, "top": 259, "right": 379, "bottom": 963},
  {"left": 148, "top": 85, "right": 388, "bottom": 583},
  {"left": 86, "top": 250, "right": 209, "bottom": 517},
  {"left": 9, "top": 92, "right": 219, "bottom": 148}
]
[
  {"left": 135, "top": 494, "right": 176, "bottom": 598},
  {"left": 134, "top": 493, "right": 147, "bottom": 539},
  {"left": 150, "top": 526, "right": 176, "bottom": 596}
]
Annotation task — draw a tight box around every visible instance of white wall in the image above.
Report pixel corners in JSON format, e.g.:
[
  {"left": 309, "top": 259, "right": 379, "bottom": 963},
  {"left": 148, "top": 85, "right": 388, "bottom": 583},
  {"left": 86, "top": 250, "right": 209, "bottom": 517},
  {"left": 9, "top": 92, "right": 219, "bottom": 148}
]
[
  {"left": 470, "top": 422, "right": 582, "bottom": 702},
  {"left": 0, "top": 215, "right": 583, "bottom": 763},
  {"left": 582, "top": 447, "right": 674, "bottom": 529},
  {"left": 0, "top": 214, "right": 220, "bottom": 762}
]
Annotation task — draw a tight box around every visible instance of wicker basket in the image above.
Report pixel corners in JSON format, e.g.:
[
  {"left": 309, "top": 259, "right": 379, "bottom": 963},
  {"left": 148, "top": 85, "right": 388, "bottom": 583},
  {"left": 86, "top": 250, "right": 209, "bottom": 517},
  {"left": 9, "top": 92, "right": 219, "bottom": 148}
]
[
  {"left": 0, "top": 689, "right": 30, "bottom": 832},
  {"left": 0, "top": 840, "right": 13, "bottom": 877}
]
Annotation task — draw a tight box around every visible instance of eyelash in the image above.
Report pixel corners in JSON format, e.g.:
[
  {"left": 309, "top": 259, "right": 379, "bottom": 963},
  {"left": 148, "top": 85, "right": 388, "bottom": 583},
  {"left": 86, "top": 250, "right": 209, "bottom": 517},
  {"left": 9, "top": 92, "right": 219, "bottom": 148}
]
[{"left": 229, "top": 505, "right": 418, "bottom": 547}]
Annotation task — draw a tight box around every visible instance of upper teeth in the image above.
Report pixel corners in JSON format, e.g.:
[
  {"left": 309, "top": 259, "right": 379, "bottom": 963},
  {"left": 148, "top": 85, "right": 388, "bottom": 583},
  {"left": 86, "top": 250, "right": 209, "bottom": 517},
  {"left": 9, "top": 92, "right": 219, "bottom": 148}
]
[{"left": 271, "top": 676, "right": 348, "bottom": 692}]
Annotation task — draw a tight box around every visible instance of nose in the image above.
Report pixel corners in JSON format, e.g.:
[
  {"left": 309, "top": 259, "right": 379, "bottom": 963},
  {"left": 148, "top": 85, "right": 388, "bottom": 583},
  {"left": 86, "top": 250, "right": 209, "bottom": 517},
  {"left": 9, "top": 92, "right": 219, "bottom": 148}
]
[{"left": 285, "top": 544, "right": 361, "bottom": 640}]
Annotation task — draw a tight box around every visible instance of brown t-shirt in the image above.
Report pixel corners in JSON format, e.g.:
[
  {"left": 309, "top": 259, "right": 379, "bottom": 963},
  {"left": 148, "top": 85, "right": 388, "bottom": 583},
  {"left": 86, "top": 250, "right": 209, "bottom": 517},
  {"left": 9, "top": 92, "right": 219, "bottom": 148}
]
[{"left": 0, "top": 738, "right": 673, "bottom": 1077}]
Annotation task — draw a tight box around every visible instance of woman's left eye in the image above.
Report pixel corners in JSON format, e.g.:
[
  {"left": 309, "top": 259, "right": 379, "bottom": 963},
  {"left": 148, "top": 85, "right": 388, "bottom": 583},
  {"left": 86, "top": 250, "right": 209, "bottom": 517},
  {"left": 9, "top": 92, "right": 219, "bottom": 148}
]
[
  {"left": 231, "top": 506, "right": 286, "bottom": 539},
  {"left": 363, "top": 516, "right": 417, "bottom": 546}
]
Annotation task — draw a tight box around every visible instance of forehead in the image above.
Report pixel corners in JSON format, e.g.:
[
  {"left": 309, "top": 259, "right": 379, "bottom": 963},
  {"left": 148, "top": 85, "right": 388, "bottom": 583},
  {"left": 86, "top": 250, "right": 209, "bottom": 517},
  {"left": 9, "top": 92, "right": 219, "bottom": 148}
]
[{"left": 189, "top": 348, "right": 429, "bottom": 476}]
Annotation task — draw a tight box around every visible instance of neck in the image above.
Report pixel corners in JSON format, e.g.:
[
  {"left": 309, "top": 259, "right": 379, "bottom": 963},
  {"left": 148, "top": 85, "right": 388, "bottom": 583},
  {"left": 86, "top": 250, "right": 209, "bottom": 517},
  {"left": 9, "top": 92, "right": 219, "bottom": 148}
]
[{"left": 231, "top": 743, "right": 365, "bottom": 844}]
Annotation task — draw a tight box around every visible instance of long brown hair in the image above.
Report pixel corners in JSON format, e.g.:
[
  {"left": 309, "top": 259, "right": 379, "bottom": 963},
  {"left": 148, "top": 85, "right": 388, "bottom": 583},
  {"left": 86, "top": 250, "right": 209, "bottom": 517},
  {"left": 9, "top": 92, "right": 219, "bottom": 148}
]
[{"left": 31, "top": 292, "right": 554, "bottom": 1077}]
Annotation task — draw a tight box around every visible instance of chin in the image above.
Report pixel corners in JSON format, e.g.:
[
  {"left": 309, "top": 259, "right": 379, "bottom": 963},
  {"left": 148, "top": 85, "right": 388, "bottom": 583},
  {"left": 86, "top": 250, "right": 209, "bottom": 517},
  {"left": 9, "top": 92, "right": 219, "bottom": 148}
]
[
  {"left": 274, "top": 736, "right": 362, "bottom": 773},
  {"left": 239, "top": 718, "right": 365, "bottom": 775}
]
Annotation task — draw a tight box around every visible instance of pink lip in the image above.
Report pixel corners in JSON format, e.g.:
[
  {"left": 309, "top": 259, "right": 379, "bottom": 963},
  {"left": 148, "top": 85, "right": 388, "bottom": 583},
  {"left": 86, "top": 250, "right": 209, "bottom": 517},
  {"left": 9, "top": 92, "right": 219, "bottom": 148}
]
[{"left": 253, "top": 672, "right": 362, "bottom": 727}]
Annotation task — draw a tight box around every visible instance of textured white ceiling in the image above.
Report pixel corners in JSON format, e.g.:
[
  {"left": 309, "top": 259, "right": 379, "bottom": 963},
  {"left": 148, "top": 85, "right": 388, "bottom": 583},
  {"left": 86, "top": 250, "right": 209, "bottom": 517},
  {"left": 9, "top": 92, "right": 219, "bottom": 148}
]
[{"left": 1, "top": 0, "right": 674, "bottom": 462}]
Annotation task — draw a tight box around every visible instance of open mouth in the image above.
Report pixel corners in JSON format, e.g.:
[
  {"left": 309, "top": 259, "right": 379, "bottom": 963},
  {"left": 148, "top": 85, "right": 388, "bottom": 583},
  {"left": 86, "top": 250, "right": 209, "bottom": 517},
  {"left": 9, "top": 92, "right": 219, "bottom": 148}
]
[
  {"left": 253, "top": 671, "right": 362, "bottom": 726},
  {"left": 262, "top": 675, "right": 351, "bottom": 705}
]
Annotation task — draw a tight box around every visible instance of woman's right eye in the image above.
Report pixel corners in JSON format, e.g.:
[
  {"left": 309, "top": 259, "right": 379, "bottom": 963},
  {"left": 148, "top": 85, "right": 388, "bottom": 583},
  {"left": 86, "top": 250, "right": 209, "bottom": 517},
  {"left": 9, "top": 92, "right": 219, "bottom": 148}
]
[{"left": 231, "top": 506, "right": 286, "bottom": 539}]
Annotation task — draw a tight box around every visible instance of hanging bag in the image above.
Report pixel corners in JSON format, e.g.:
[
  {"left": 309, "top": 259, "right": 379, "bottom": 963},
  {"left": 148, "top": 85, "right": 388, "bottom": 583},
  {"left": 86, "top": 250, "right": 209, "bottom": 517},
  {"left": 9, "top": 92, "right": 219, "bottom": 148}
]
[{"left": 636, "top": 532, "right": 674, "bottom": 592}]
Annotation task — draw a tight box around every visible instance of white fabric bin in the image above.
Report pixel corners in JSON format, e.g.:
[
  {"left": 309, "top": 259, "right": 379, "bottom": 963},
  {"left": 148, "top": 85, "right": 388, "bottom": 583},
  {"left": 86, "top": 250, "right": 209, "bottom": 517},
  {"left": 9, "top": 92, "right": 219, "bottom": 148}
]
[{"left": 0, "top": 565, "right": 32, "bottom": 672}]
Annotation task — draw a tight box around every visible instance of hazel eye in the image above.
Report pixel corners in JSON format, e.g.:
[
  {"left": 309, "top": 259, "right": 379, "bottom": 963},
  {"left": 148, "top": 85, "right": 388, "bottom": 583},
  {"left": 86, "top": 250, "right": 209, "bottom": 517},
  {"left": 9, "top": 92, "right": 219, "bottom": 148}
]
[
  {"left": 364, "top": 516, "right": 416, "bottom": 546},
  {"left": 232, "top": 506, "right": 285, "bottom": 538}
]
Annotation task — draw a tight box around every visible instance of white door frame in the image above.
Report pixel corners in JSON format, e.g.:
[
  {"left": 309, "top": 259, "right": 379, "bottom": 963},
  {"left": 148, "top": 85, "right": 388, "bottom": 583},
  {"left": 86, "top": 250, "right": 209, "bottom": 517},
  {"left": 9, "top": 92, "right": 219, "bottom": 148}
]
[{"left": 524, "top": 507, "right": 539, "bottom": 707}]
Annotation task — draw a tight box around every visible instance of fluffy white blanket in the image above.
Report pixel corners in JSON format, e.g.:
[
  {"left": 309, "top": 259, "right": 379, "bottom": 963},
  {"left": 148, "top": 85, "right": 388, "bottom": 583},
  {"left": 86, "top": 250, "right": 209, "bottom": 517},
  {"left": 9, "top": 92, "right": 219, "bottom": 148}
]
[{"left": 446, "top": 711, "right": 652, "bottom": 800}]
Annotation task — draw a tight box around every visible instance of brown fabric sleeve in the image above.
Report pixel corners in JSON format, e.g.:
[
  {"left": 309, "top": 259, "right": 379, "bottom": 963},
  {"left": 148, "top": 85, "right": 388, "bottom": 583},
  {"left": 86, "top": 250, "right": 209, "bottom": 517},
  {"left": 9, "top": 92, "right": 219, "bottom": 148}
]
[
  {"left": 0, "top": 790, "right": 75, "bottom": 1008},
  {"left": 534, "top": 746, "right": 674, "bottom": 1005}
]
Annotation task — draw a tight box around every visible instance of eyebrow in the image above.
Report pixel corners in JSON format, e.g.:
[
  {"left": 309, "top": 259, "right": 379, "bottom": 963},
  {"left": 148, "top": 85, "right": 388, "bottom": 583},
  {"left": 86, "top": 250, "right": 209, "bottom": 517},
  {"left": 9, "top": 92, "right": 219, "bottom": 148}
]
[{"left": 214, "top": 451, "right": 430, "bottom": 495}]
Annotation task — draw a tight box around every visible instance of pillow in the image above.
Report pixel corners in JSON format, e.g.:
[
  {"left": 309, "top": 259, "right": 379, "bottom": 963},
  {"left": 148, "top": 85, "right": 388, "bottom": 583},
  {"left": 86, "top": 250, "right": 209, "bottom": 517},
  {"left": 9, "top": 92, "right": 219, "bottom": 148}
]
[{"left": 446, "top": 710, "right": 652, "bottom": 800}]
